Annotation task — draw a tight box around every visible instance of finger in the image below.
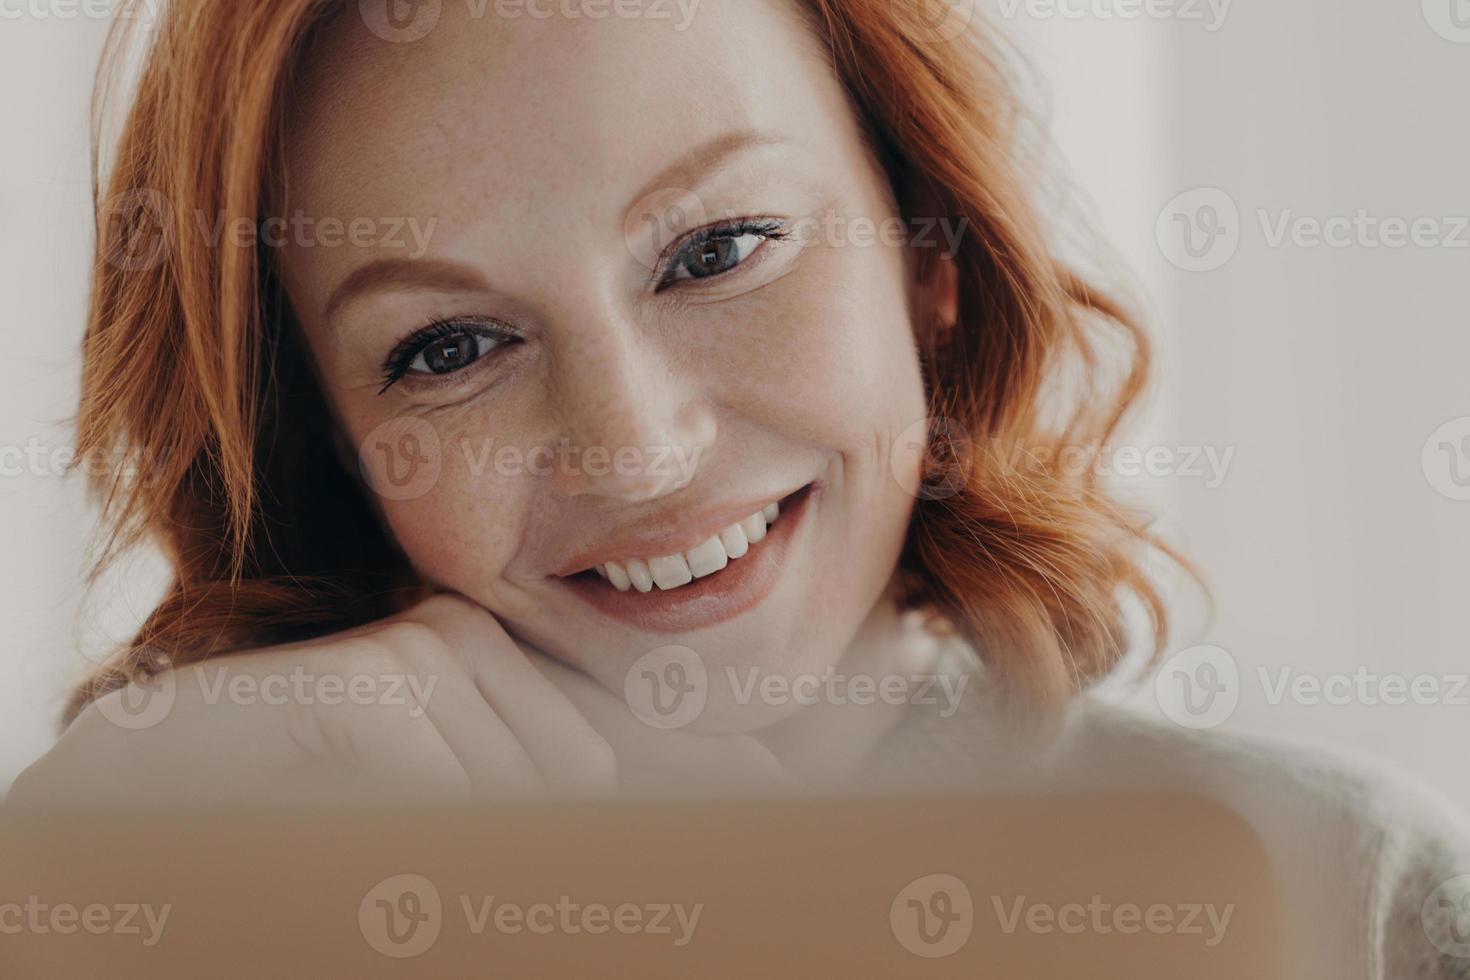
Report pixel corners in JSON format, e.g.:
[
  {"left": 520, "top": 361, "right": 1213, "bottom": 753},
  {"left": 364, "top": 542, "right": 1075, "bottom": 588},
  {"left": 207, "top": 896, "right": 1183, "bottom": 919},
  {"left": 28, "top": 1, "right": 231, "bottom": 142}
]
[
  {"left": 290, "top": 687, "right": 475, "bottom": 805},
  {"left": 531, "top": 653, "right": 796, "bottom": 795},
  {"left": 367, "top": 610, "right": 546, "bottom": 800},
  {"left": 403, "top": 596, "right": 617, "bottom": 797}
]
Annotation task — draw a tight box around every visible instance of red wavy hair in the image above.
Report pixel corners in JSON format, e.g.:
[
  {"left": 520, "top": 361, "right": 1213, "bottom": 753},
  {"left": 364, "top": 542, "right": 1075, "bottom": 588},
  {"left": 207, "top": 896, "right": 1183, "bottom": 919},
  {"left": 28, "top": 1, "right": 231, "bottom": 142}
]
[{"left": 70, "top": 0, "right": 1190, "bottom": 720}]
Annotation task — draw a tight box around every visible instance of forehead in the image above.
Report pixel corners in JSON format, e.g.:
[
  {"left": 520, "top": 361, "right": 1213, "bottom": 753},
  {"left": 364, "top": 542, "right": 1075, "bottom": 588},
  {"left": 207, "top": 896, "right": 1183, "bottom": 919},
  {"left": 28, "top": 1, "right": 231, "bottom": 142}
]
[{"left": 284, "top": 0, "right": 843, "bottom": 235}]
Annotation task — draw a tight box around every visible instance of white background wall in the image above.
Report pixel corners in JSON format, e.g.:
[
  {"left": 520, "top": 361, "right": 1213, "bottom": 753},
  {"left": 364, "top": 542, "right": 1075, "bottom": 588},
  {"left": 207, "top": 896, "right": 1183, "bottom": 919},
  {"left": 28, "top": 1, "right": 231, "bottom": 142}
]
[
  {"left": 2, "top": 0, "right": 1466, "bottom": 809},
  {"left": 0, "top": 9, "right": 117, "bottom": 791},
  {"left": 1010, "top": 0, "right": 1470, "bottom": 811}
]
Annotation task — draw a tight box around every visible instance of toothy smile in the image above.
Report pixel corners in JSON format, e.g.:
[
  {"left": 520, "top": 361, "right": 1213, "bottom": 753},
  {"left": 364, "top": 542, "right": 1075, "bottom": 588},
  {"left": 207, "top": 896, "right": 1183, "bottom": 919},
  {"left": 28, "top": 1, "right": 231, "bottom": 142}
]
[
  {"left": 591, "top": 502, "right": 781, "bottom": 593},
  {"left": 557, "top": 482, "right": 818, "bottom": 633}
]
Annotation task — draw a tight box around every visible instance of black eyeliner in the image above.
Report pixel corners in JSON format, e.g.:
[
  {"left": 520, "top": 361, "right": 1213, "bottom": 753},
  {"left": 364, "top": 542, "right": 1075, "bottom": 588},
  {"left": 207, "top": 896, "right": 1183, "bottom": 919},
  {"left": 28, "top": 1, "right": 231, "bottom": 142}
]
[
  {"left": 378, "top": 318, "right": 519, "bottom": 394},
  {"left": 655, "top": 217, "right": 790, "bottom": 291}
]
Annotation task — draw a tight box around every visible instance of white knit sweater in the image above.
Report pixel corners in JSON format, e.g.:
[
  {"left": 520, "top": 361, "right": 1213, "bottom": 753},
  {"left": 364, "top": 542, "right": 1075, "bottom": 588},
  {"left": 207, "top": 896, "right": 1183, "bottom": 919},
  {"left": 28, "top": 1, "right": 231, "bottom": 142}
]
[{"left": 862, "top": 655, "right": 1470, "bottom": 979}]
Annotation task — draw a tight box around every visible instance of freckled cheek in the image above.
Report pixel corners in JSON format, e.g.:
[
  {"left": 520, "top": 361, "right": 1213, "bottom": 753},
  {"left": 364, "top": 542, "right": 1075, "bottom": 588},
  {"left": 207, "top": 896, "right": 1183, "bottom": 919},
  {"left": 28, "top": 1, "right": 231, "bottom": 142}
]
[
  {"left": 714, "top": 245, "right": 924, "bottom": 448},
  {"left": 373, "top": 444, "right": 531, "bottom": 597}
]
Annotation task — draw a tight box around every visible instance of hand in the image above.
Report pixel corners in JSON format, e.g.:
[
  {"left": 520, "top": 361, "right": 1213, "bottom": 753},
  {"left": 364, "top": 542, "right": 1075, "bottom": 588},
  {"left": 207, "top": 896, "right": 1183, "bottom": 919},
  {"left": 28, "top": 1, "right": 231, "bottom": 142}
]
[
  {"left": 6, "top": 595, "right": 616, "bottom": 808},
  {"left": 5, "top": 594, "right": 794, "bottom": 810}
]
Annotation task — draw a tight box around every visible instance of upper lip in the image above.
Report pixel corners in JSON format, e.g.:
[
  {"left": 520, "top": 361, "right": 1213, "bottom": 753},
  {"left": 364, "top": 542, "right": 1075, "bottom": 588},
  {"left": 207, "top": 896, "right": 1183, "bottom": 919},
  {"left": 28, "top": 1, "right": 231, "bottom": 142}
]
[{"left": 552, "top": 483, "right": 808, "bottom": 577}]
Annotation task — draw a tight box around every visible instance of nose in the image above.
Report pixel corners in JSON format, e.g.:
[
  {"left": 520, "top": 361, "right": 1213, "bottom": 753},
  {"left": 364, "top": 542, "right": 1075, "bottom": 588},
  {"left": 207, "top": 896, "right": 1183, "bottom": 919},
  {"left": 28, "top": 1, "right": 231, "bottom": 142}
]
[{"left": 544, "top": 302, "right": 717, "bottom": 503}]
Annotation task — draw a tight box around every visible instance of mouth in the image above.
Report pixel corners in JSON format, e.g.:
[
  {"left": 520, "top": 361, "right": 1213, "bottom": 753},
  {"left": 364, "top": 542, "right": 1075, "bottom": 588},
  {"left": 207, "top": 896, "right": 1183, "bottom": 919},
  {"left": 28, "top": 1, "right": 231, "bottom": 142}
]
[{"left": 557, "top": 482, "right": 818, "bottom": 634}]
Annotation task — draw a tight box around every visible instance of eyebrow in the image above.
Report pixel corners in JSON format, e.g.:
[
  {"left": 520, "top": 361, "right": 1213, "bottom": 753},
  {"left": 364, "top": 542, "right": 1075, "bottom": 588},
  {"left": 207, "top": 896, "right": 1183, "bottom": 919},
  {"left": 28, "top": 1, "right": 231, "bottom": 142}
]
[
  {"left": 323, "top": 258, "right": 490, "bottom": 326},
  {"left": 322, "top": 130, "right": 793, "bottom": 327},
  {"left": 628, "top": 129, "right": 794, "bottom": 216}
]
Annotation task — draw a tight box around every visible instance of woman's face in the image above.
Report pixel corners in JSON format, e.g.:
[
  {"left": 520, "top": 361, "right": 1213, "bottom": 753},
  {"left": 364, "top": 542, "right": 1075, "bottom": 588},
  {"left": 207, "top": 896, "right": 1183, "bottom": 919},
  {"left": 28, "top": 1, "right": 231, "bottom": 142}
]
[{"left": 281, "top": 0, "right": 934, "bottom": 732}]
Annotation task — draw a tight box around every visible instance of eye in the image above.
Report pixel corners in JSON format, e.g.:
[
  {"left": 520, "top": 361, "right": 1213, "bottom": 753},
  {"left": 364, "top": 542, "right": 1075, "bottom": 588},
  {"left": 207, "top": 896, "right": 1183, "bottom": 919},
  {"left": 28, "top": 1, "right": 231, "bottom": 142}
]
[
  {"left": 379, "top": 319, "right": 518, "bottom": 394},
  {"left": 411, "top": 329, "right": 483, "bottom": 375},
  {"left": 671, "top": 233, "right": 765, "bottom": 281},
  {"left": 659, "top": 219, "right": 788, "bottom": 289}
]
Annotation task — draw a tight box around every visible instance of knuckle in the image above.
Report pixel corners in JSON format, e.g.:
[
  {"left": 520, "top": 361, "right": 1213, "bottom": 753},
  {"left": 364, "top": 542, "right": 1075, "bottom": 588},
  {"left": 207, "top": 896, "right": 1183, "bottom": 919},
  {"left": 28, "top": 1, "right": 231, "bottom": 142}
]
[
  {"left": 326, "top": 635, "right": 400, "bottom": 680},
  {"left": 415, "top": 594, "right": 507, "bottom": 640},
  {"left": 417, "top": 593, "right": 471, "bottom": 616},
  {"left": 568, "top": 730, "right": 619, "bottom": 784},
  {"left": 377, "top": 620, "right": 450, "bottom": 661}
]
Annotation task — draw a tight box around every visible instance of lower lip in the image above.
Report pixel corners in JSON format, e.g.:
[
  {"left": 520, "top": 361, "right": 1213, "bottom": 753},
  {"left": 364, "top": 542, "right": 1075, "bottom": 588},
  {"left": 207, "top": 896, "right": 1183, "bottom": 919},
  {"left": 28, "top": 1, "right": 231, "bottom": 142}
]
[{"left": 558, "top": 484, "right": 818, "bottom": 634}]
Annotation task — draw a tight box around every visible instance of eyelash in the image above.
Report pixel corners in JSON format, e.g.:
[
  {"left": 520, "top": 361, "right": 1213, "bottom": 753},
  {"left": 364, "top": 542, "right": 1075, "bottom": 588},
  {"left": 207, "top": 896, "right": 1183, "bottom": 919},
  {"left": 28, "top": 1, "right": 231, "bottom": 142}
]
[
  {"left": 377, "top": 217, "right": 790, "bottom": 394},
  {"left": 379, "top": 318, "right": 520, "bottom": 394},
  {"left": 654, "top": 217, "right": 790, "bottom": 291}
]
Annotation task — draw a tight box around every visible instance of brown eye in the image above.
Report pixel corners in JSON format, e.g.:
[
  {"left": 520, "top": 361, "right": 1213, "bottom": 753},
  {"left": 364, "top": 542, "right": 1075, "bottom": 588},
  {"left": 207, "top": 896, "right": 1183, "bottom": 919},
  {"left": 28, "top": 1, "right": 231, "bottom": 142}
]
[{"left": 416, "top": 331, "right": 481, "bottom": 374}]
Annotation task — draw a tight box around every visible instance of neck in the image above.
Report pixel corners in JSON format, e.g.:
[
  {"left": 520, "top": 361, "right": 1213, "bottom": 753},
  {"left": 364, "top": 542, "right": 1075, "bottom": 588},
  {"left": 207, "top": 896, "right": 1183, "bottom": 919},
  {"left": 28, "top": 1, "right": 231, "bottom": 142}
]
[{"left": 754, "top": 581, "right": 945, "bottom": 787}]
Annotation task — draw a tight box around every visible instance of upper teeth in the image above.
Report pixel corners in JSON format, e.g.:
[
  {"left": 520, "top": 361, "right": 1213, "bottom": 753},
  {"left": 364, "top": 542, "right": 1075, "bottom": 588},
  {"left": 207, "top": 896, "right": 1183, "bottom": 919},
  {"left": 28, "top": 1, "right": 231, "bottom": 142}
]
[{"left": 594, "top": 502, "right": 781, "bottom": 593}]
